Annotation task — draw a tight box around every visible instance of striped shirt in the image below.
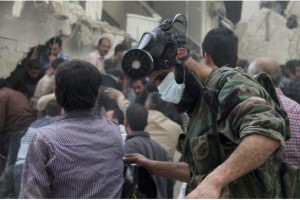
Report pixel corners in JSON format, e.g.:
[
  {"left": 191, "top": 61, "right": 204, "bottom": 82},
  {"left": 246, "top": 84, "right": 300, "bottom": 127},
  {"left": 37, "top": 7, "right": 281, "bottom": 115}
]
[
  {"left": 19, "top": 110, "right": 125, "bottom": 198},
  {"left": 277, "top": 88, "right": 300, "bottom": 167}
]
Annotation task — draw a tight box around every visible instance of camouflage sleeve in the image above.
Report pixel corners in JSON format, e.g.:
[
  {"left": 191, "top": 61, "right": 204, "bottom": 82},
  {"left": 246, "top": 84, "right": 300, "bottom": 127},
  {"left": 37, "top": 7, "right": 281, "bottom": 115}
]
[{"left": 218, "top": 73, "right": 286, "bottom": 148}]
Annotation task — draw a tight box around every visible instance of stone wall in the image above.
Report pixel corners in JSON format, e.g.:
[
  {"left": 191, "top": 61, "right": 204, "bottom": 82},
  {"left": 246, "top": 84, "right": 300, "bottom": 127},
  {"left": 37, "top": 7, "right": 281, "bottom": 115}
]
[
  {"left": 236, "top": 7, "right": 300, "bottom": 64},
  {"left": 0, "top": 1, "right": 128, "bottom": 78}
]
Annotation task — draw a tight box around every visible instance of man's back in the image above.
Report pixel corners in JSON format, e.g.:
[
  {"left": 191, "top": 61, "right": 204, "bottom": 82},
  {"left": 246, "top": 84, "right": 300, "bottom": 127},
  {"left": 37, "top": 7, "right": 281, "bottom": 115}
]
[
  {"left": 145, "top": 110, "right": 182, "bottom": 161},
  {"left": 125, "top": 131, "right": 173, "bottom": 199},
  {"left": 19, "top": 111, "right": 124, "bottom": 198},
  {"left": 0, "top": 87, "right": 35, "bottom": 135}
]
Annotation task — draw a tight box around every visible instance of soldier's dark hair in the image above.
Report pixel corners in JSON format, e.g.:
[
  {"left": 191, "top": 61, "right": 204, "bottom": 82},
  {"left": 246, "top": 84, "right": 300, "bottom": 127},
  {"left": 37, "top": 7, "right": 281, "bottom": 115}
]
[
  {"left": 202, "top": 27, "right": 238, "bottom": 68},
  {"left": 126, "top": 103, "right": 148, "bottom": 131},
  {"left": 55, "top": 59, "right": 102, "bottom": 112}
]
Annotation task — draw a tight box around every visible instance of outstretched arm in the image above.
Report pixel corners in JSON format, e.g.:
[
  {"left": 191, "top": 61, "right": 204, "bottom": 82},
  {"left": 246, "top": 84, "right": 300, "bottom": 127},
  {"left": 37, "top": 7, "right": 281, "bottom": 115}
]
[
  {"left": 124, "top": 153, "right": 190, "bottom": 182},
  {"left": 105, "top": 87, "right": 131, "bottom": 114},
  {"left": 185, "top": 134, "right": 280, "bottom": 199}
]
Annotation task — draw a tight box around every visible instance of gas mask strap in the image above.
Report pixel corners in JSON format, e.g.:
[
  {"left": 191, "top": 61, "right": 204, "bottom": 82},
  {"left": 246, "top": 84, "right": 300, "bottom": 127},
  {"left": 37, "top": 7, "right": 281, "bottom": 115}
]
[
  {"left": 174, "top": 62, "right": 185, "bottom": 84},
  {"left": 183, "top": 64, "right": 186, "bottom": 84},
  {"left": 172, "top": 14, "right": 187, "bottom": 34}
]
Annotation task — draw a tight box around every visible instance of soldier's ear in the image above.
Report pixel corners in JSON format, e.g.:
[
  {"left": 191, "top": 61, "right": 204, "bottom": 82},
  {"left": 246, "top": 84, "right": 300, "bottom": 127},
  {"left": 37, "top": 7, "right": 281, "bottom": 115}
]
[
  {"left": 204, "top": 52, "right": 217, "bottom": 67},
  {"left": 203, "top": 52, "right": 210, "bottom": 65}
]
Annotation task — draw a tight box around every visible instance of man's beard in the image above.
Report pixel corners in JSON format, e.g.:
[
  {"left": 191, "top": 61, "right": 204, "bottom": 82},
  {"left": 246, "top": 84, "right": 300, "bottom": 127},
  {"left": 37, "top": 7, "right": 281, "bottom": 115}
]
[{"left": 174, "top": 67, "right": 201, "bottom": 114}]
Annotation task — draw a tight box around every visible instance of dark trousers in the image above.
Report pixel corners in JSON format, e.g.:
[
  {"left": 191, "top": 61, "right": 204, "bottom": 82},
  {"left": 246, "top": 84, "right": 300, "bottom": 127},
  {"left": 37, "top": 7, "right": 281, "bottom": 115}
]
[{"left": 0, "top": 130, "right": 25, "bottom": 198}]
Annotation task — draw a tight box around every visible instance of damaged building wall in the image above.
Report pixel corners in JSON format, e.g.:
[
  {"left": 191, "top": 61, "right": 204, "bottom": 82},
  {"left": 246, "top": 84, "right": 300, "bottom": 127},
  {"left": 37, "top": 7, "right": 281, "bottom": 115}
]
[
  {"left": 0, "top": 1, "right": 128, "bottom": 78},
  {"left": 3, "top": 1, "right": 300, "bottom": 79},
  {"left": 236, "top": 7, "right": 300, "bottom": 64}
]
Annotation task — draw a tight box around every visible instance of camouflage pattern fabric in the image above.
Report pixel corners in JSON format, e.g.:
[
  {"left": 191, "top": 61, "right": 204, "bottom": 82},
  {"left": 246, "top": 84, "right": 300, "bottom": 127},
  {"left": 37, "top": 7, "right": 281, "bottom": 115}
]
[{"left": 179, "top": 67, "right": 288, "bottom": 198}]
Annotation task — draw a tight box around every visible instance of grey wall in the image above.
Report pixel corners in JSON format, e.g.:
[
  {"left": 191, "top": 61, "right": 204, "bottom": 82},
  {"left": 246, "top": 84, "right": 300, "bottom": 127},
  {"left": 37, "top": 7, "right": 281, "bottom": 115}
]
[{"left": 0, "top": 1, "right": 65, "bottom": 78}]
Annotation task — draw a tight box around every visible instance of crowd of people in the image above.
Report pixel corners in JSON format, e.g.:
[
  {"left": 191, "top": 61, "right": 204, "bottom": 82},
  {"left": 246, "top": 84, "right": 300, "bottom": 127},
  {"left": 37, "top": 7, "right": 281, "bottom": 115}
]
[{"left": 0, "top": 20, "right": 300, "bottom": 199}]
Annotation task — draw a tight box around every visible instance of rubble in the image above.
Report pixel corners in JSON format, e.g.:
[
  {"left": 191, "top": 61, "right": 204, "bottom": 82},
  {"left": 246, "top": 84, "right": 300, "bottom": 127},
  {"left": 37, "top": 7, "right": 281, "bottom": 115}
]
[
  {"left": 0, "top": 1, "right": 129, "bottom": 78},
  {"left": 236, "top": 7, "right": 300, "bottom": 64}
]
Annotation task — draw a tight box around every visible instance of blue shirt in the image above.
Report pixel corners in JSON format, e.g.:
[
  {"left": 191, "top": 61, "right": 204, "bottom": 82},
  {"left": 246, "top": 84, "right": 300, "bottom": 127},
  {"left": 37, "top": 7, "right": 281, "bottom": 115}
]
[
  {"left": 40, "top": 51, "right": 70, "bottom": 70},
  {"left": 15, "top": 116, "right": 58, "bottom": 166},
  {"left": 19, "top": 110, "right": 125, "bottom": 198}
]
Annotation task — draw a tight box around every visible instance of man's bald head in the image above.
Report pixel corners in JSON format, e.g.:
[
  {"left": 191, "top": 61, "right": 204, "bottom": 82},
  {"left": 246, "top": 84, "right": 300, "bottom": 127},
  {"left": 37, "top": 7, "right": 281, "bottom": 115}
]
[{"left": 249, "top": 57, "right": 282, "bottom": 87}]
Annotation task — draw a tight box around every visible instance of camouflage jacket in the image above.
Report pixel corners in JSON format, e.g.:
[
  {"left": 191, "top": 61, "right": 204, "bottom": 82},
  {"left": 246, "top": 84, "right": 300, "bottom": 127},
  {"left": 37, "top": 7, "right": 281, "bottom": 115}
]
[{"left": 179, "top": 67, "right": 288, "bottom": 198}]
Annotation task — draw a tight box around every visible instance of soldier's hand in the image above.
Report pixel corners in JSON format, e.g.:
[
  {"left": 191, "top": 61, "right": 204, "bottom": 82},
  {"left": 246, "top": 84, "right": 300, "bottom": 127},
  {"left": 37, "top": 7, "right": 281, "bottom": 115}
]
[{"left": 176, "top": 46, "right": 190, "bottom": 63}]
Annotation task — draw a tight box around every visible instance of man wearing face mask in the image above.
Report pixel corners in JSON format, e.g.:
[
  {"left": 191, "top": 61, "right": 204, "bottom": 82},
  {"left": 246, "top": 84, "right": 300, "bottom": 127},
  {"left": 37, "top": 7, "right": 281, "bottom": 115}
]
[{"left": 124, "top": 27, "right": 291, "bottom": 198}]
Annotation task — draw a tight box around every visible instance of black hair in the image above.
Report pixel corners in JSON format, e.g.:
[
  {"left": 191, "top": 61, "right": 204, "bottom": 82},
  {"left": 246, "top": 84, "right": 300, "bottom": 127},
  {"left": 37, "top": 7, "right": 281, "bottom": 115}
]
[
  {"left": 146, "top": 92, "right": 182, "bottom": 125},
  {"left": 51, "top": 58, "right": 65, "bottom": 70},
  {"left": 202, "top": 27, "right": 238, "bottom": 68},
  {"left": 55, "top": 59, "right": 102, "bottom": 112},
  {"left": 114, "top": 43, "right": 127, "bottom": 54},
  {"left": 130, "top": 78, "right": 148, "bottom": 86},
  {"left": 45, "top": 99, "right": 61, "bottom": 117},
  {"left": 112, "top": 108, "right": 124, "bottom": 125},
  {"left": 126, "top": 103, "right": 148, "bottom": 131},
  {"left": 48, "top": 37, "right": 62, "bottom": 47},
  {"left": 98, "top": 37, "right": 111, "bottom": 45},
  {"left": 286, "top": 59, "right": 299, "bottom": 75},
  {"left": 238, "top": 59, "right": 249, "bottom": 69},
  {"left": 0, "top": 78, "right": 7, "bottom": 88},
  {"left": 146, "top": 81, "right": 158, "bottom": 93},
  {"left": 26, "top": 59, "right": 41, "bottom": 70}
]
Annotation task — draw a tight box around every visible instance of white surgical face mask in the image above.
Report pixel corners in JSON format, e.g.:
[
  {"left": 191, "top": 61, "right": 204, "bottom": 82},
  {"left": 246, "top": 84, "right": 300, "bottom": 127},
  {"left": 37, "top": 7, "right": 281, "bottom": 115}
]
[{"left": 157, "top": 71, "right": 185, "bottom": 104}]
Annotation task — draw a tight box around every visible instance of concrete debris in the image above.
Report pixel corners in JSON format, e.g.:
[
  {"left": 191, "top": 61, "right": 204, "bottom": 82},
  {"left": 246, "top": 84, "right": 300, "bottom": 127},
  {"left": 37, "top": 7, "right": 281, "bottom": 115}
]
[
  {"left": 285, "top": 1, "right": 300, "bottom": 20},
  {"left": 235, "top": 8, "right": 300, "bottom": 64},
  {"left": 0, "top": 1, "right": 129, "bottom": 78}
]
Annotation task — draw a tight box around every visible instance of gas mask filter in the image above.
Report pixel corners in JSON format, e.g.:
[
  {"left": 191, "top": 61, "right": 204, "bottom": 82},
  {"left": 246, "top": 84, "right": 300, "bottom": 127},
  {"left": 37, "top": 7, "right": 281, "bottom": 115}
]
[{"left": 122, "top": 13, "right": 187, "bottom": 79}]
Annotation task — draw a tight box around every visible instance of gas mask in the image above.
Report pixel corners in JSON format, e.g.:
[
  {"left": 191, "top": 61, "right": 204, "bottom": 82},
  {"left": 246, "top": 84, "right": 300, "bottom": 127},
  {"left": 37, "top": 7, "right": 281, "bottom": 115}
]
[{"left": 122, "top": 14, "right": 187, "bottom": 79}]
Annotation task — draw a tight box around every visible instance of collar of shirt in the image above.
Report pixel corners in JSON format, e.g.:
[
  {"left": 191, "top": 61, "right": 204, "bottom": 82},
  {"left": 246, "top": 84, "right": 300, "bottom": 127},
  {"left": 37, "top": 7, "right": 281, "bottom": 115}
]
[
  {"left": 60, "top": 109, "right": 97, "bottom": 119},
  {"left": 57, "top": 52, "right": 70, "bottom": 61},
  {"left": 94, "top": 50, "right": 104, "bottom": 60},
  {"left": 126, "top": 131, "right": 150, "bottom": 141}
]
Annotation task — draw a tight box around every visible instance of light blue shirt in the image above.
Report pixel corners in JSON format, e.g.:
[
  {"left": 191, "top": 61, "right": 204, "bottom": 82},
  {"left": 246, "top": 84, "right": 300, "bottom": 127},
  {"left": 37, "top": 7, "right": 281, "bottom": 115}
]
[{"left": 15, "top": 116, "right": 58, "bottom": 166}]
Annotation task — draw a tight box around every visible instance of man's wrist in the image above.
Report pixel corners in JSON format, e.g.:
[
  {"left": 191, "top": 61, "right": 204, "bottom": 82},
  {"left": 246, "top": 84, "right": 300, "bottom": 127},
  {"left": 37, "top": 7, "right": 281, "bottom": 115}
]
[{"left": 117, "top": 94, "right": 125, "bottom": 102}]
